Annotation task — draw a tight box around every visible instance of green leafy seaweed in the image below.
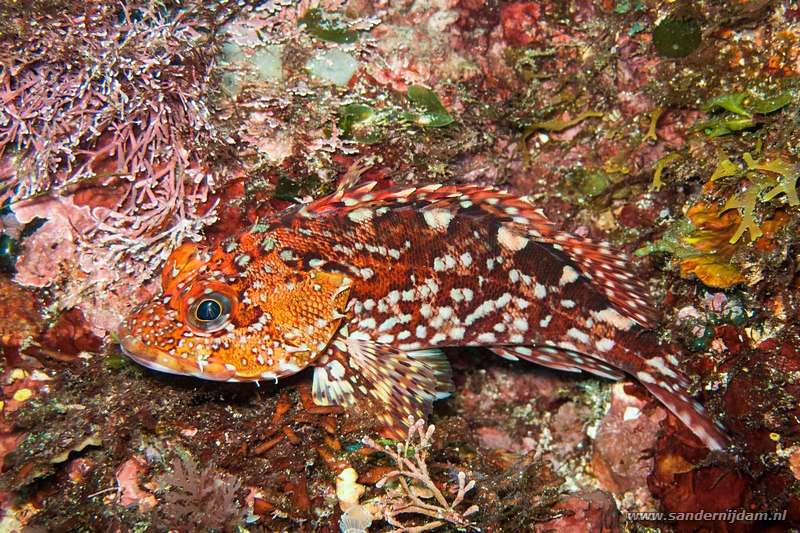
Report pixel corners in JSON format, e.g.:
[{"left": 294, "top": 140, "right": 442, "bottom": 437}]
[
  {"left": 401, "top": 85, "right": 454, "bottom": 127},
  {"left": 299, "top": 8, "right": 359, "bottom": 44}
]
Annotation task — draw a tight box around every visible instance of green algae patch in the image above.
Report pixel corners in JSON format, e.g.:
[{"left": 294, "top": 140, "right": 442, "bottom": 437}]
[
  {"left": 716, "top": 152, "right": 798, "bottom": 244},
  {"left": 651, "top": 153, "right": 681, "bottom": 192},
  {"left": 578, "top": 171, "right": 610, "bottom": 198},
  {"left": 652, "top": 16, "right": 701, "bottom": 58},
  {"left": 710, "top": 157, "right": 739, "bottom": 182},
  {"left": 704, "top": 92, "right": 751, "bottom": 116},
  {"left": 299, "top": 8, "right": 360, "bottom": 44},
  {"left": 105, "top": 352, "right": 130, "bottom": 370},
  {"left": 643, "top": 107, "right": 664, "bottom": 142},
  {"left": 402, "top": 85, "right": 455, "bottom": 128},
  {"left": 639, "top": 148, "right": 796, "bottom": 288},
  {"left": 692, "top": 90, "right": 793, "bottom": 137},
  {"left": 337, "top": 103, "right": 381, "bottom": 144}
]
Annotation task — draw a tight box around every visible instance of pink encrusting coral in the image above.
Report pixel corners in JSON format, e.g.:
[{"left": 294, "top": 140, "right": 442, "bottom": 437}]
[{"left": 0, "top": 1, "right": 230, "bottom": 330}]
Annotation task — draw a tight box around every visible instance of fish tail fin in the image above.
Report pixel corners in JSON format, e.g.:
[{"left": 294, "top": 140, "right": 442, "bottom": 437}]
[
  {"left": 628, "top": 347, "right": 729, "bottom": 451},
  {"left": 493, "top": 343, "right": 729, "bottom": 450}
]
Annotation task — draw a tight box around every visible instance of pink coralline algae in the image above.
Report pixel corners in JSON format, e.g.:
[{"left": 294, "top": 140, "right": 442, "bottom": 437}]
[{"left": 0, "top": 2, "right": 229, "bottom": 331}]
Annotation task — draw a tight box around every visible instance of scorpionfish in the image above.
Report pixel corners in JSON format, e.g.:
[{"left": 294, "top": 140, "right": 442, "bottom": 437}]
[{"left": 119, "top": 174, "right": 728, "bottom": 450}]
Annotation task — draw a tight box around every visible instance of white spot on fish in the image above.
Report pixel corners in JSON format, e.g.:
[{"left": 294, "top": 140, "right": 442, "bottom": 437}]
[
  {"left": 449, "top": 326, "right": 465, "bottom": 340},
  {"left": 330, "top": 360, "right": 346, "bottom": 379},
  {"left": 477, "top": 332, "right": 497, "bottom": 343},
  {"left": 464, "top": 300, "right": 495, "bottom": 326},
  {"left": 647, "top": 356, "right": 679, "bottom": 379},
  {"left": 425, "top": 332, "right": 443, "bottom": 344},
  {"left": 433, "top": 255, "right": 457, "bottom": 272},
  {"left": 420, "top": 304, "right": 433, "bottom": 318},
  {"left": 425, "top": 278, "right": 440, "bottom": 294},
  {"left": 497, "top": 226, "right": 528, "bottom": 251},
  {"left": 356, "top": 317, "right": 376, "bottom": 330},
  {"left": 596, "top": 338, "right": 615, "bottom": 352},
  {"left": 636, "top": 371, "right": 657, "bottom": 384},
  {"left": 450, "top": 288, "right": 466, "bottom": 303},
  {"left": 379, "top": 317, "right": 398, "bottom": 332},
  {"left": 559, "top": 265, "right": 580, "bottom": 285},
  {"left": 347, "top": 207, "right": 375, "bottom": 224},
  {"left": 567, "top": 327, "right": 590, "bottom": 344},
  {"left": 423, "top": 208, "right": 454, "bottom": 230},
  {"left": 497, "top": 293, "right": 512, "bottom": 307},
  {"left": 534, "top": 283, "right": 547, "bottom": 299},
  {"left": 591, "top": 308, "right": 634, "bottom": 330}
]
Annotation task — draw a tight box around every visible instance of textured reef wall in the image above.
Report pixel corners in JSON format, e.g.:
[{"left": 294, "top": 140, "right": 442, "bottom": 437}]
[{"left": 0, "top": 0, "right": 799, "bottom": 531}]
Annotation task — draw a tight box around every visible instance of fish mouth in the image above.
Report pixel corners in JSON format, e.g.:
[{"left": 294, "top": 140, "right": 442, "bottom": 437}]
[{"left": 118, "top": 324, "right": 241, "bottom": 382}]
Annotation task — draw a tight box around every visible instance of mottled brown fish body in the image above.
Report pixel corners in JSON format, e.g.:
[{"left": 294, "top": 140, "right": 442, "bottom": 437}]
[{"left": 119, "top": 183, "right": 728, "bottom": 450}]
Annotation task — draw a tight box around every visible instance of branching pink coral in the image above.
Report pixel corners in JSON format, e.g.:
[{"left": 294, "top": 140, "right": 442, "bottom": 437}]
[
  {"left": 363, "top": 418, "right": 479, "bottom": 532},
  {"left": 0, "top": 1, "right": 234, "bottom": 329},
  {"left": 1, "top": 3, "right": 218, "bottom": 203}
]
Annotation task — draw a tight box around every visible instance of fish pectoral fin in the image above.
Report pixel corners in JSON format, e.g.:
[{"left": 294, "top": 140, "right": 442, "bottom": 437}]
[
  {"left": 490, "top": 346, "right": 625, "bottom": 381},
  {"left": 312, "top": 337, "right": 453, "bottom": 439}
]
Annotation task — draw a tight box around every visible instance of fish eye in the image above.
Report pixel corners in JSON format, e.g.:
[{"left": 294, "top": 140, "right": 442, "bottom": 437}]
[
  {"left": 196, "top": 299, "right": 222, "bottom": 321},
  {"left": 187, "top": 293, "right": 232, "bottom": 332}
]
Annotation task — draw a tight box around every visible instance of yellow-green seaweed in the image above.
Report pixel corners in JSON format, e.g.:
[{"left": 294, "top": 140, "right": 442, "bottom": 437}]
[{"left": 651, "top": 153, "right": 681, "bottom": 192}]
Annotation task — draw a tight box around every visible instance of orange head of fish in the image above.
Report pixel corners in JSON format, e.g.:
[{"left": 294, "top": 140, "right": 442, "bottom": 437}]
[{"left": 118, "top": 239, "right": 352, "bottom": 382}]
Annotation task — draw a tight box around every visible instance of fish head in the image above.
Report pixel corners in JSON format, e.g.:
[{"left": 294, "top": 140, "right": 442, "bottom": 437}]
[{"left": 118, "top": 240, "right": 353, "bottom": 382}]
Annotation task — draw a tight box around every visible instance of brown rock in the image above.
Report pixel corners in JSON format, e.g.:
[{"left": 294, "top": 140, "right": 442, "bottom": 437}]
[
  {"left": 592, "top": 383, "right": 665, "bottom": 493},
  {"left": 534, "top": 490, "right": 620, "bottom": 532}
]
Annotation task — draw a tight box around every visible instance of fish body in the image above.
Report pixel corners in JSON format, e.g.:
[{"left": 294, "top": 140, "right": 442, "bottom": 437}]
[{"left": 119, "top": 180, "right": 728, "bottom": 450}]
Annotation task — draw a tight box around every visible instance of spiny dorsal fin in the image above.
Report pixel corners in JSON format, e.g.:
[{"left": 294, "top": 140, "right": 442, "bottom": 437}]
[{"left": 336, "top": 157, "right": 374, "bottom": 193}]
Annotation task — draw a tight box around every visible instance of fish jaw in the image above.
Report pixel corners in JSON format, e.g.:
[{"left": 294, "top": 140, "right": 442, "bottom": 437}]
[
  {"left": 118, "top": 324, "right": 237, "bottom": 380},
  {"left": 118, "top": 319, "right": 301, "bottom": 382}
]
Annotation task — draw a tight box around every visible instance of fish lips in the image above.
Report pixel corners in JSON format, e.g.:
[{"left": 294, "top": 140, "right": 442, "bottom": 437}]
[{"left": 117, "top": 324, "right": 239, "bottom": 382}]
